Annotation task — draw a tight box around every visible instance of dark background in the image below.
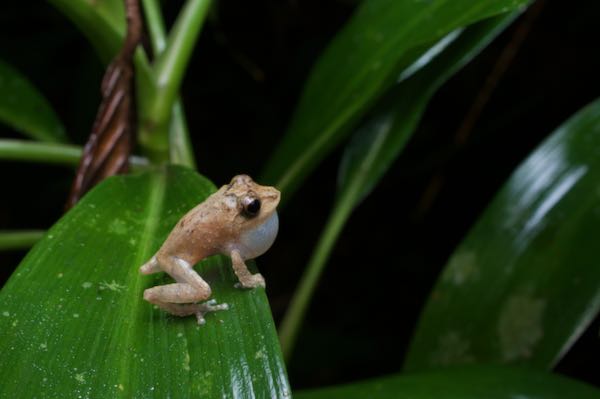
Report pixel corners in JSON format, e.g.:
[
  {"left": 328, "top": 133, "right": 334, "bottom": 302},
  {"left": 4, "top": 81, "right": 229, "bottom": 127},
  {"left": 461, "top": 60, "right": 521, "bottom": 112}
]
[{"left": 0, "top": 0, "right": 599, "bottom": 390}]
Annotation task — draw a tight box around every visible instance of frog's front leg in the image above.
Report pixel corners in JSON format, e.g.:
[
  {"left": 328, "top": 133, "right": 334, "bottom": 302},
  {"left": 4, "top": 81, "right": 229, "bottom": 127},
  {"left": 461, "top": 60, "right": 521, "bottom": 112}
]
[
  {"left": 231, "top": 249, "right": 266, "bottom": 289},
  {"left": 142, "top": 255, "right": 228, "bottom": 324}
]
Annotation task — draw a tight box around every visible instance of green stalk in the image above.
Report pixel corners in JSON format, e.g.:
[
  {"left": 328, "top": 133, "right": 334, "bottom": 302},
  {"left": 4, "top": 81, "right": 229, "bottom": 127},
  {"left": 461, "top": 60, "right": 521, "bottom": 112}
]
[
  {"left": 168, "top": 102, "right": 196, "bottom": 168},
  {"left": 0, "top": 139, "right": 149, "bottom": 168},
  {"left": 279, "top": 113, "right": 388, "bottom": 361},
  {"left": 0, "top": 230, "right": 45, "bottom": 251},
  {"left": 141, "top": 0, "right": 167, "bottom": 54},
  {"left": 143, "top": 0, "right": 211, "bottom": 132},
  {"left": 139, "top": 0, "right": 200, "bottom": 168},
  {"left": 278, "top": 188, "right": 359, "bottom": 361},
  {"left": 0, "top": 140, "right": 82, "bottom": 165}
]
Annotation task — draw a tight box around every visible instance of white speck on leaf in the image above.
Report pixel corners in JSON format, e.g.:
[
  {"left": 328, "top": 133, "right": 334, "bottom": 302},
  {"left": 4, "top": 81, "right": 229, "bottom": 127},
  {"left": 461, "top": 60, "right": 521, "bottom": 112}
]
[
  {"left": 99, "top": 280, "right": 126, "bottom": 292},
  {"left": 82, "top": 282, "right": 92, "bottom": 289},
  {"left": 443, "top": 251, "right": 478, "bottom": 285},
  {"left": 183, "top": 352, "right": 190, "bottom": 371},
  {"left": 73, "top": 313, "right": 80, "bottom": 318},
  {"left": 2, "top": 311, "right": 9, "bottom": 317},
  {"left": 75, "top": 373, "right": 85, "bottom": 383},
  {"left": 255, "top": 348, "right": 266, "bottom": 360},
  {"left": 108, "top": 218, "right": 128, "bottom": 236},
  {"left": 57, "top": 273, "right": 63, "bottom": 278},
  {"left": 498, "top": 292, "right": 545, "bottom": 361}
]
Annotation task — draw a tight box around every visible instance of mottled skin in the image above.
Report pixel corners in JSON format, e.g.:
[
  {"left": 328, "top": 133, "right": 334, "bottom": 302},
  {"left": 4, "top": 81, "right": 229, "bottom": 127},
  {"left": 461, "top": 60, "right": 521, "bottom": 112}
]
[{"left": 140, "top": 175, "right": 280, "bottom": 324}]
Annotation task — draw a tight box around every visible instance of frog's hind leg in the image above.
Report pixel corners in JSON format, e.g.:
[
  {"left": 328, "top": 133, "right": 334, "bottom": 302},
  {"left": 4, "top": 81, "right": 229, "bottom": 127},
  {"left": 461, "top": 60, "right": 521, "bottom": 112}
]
[
  {"left": 143, "top": 255, "right": 228, "bottom": 324},
  {"left": 140, "top": 255, "right": 161, "bottom": 274}
]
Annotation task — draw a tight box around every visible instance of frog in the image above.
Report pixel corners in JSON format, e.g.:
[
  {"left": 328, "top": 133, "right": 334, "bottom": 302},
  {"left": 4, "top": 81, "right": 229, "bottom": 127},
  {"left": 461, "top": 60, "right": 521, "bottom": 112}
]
[{"left": 139, "top": 174, "right": 280, "bottom": 325}]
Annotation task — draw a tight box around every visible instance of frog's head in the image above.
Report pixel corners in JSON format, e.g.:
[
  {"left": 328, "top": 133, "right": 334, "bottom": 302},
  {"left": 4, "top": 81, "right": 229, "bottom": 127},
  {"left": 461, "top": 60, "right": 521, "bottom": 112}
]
[
  {"left": 218, "top": 175, "right": 280, "bottom": 258},
  {"left": 222, "top": 174, "right": 280, "bottom": 227}
]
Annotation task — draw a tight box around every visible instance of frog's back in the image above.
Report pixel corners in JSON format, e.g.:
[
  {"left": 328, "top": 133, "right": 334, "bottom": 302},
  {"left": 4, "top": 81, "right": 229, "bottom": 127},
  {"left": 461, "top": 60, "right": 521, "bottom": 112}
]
[{"left": 157, "top": 197, "right": 225, "bottom": 262}]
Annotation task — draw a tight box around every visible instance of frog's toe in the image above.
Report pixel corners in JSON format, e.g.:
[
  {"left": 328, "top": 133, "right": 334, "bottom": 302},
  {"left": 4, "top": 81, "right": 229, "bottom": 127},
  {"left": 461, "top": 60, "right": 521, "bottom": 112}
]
[
  {"left": 193, "top": 300, "right": 229, "bottom": 325},
  {"left": 236, "top": 274, "right": 266, "bottom": 289}
]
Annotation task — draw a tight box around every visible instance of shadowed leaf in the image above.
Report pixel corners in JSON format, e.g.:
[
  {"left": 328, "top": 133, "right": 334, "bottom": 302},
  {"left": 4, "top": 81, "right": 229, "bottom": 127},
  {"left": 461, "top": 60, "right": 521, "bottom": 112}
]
[
  {"left": 0, "top": 60, "right": 67, "bottom": 143},
  {"left": 49, "top": 0, "right": 125, "bottom": 63},
  {"left": 261, "top": 0, "right": 531, "bottom": 201},
  {"left": 278, "top": 13, "right": 521, "bottom": 361}
]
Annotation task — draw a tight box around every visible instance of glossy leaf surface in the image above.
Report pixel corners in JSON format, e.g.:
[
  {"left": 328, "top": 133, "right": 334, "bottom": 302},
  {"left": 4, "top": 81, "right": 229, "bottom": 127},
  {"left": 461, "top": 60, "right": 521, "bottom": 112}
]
[
  {"left": 405, "top": 99, "right": 600, "bottom": 371},
  {"left": 295, "top": 366, "right": 600, "bottom": 399},
  {"left": 0, "top": 60, "right": 67, "bottom": 143},
  {"left": 261, "top": 0, "right": 530, "bottom": 200},
  {"left": 0, "top": 166, "right": 290, "bottom": 398},
  {"left": 337, "top": 14, "right": 518, "bottom": 206}
]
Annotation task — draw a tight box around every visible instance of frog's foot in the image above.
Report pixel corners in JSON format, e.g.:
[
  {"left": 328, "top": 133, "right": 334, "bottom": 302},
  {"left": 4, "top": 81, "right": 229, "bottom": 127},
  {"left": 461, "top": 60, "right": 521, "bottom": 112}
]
[
  {"left": 149, "top": 299, "right": 228, "bottom": 325},
  {"left": 234, "top": 273, "right": 266, "bottom": 289},
  {"left": 194, "top": 299, "right": 229, "bottom": 325}
]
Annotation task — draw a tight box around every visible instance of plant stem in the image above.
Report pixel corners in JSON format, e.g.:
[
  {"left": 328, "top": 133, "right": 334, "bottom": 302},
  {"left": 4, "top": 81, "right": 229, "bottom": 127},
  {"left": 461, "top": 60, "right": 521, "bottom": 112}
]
[
  {"left": 0, "top": 230, "right": 45, "bottom": 251},
  {"left": 278, "top": 191, "right": 357, "bottom": 362},
  {"left": 0, "top": 139, "right": 149, "bottom": 168},
  {"left": 164, "top": 102, "right": 194, "bottom": 167},
  {"left": 141, "top": 0, "right": 167, "bottom": 54},
  {"left": 140, "top": 0, "right": 199, "bottom": 169},
  {"left": 0, "top": 140, "right": 81, "bottom": 165},
  {"left": 147, "top": 0, "right": 212, "bottom": 134}
]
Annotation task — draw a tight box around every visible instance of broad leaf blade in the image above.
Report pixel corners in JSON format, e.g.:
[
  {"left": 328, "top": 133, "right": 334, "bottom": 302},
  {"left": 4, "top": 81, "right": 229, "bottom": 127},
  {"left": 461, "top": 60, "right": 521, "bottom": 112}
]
[
  {"left": 338, "top": 13, "right": 518, "bottom": 206},
  {"left": 295, "top": 366, "right": 600, "bottom": 399},
  {"left": 261, "top": 0, "right": 531, "bottom": 199},
  {"left": 405, "top": 99, "right": 600, "bottom": 371},
  {"left": 0, "top": 60, "right": 67, "bottom": 143},
  {"left": 0, "top": 166, "right": 290, "bottom": 397}
]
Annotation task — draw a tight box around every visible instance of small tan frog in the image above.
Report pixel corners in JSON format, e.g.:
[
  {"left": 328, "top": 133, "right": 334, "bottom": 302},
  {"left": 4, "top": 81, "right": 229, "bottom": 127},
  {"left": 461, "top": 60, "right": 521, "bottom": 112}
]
[{"left": 140, "top": 174, "right": 280, "bottom": 324}]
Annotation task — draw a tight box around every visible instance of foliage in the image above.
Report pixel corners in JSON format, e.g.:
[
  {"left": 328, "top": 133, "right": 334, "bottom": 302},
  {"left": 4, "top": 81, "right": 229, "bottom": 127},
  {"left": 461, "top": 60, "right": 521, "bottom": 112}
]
[{"left": 0, "top": 0, "right": 599, "bottom": 397}]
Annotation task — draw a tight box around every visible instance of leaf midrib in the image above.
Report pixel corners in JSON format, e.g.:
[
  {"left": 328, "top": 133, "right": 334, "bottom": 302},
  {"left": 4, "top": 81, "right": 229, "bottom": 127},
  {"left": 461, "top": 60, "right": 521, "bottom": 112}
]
[{"left": 117, "top": 171, "right": 167, "bottom": 397}]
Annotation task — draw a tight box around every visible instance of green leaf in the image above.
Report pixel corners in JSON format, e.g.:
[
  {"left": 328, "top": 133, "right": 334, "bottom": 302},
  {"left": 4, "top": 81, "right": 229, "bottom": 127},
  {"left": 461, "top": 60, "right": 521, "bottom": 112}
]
[
  {"left": 295, "top": 365, "right": 600, "bottom": 399},
  {"left": 261, "top": 0, "right": 531, "bottom": 200},
  {"left": 0, "top": 60, "right": 67, "bottom": 143},
  {"left": 278, "top": 13, "right": 519, "bottom": 361},
  {"left": 49, "top": 0, "right": 125, "bottom": 63},
  {"left": 0, "top": 166, "right": 290, "bottom": 397},
  {"left": 337, "top": 13, "right": 518, "bottom": 207},
  {"left": 404, "top": 98, "right": 600, "bottom": 371}
]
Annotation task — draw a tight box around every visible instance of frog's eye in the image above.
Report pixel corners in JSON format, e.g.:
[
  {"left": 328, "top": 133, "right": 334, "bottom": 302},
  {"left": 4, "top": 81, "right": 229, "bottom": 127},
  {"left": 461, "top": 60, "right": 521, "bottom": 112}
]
[{"left": 242, "top": 196, "right": 261, "bottom": 217}]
